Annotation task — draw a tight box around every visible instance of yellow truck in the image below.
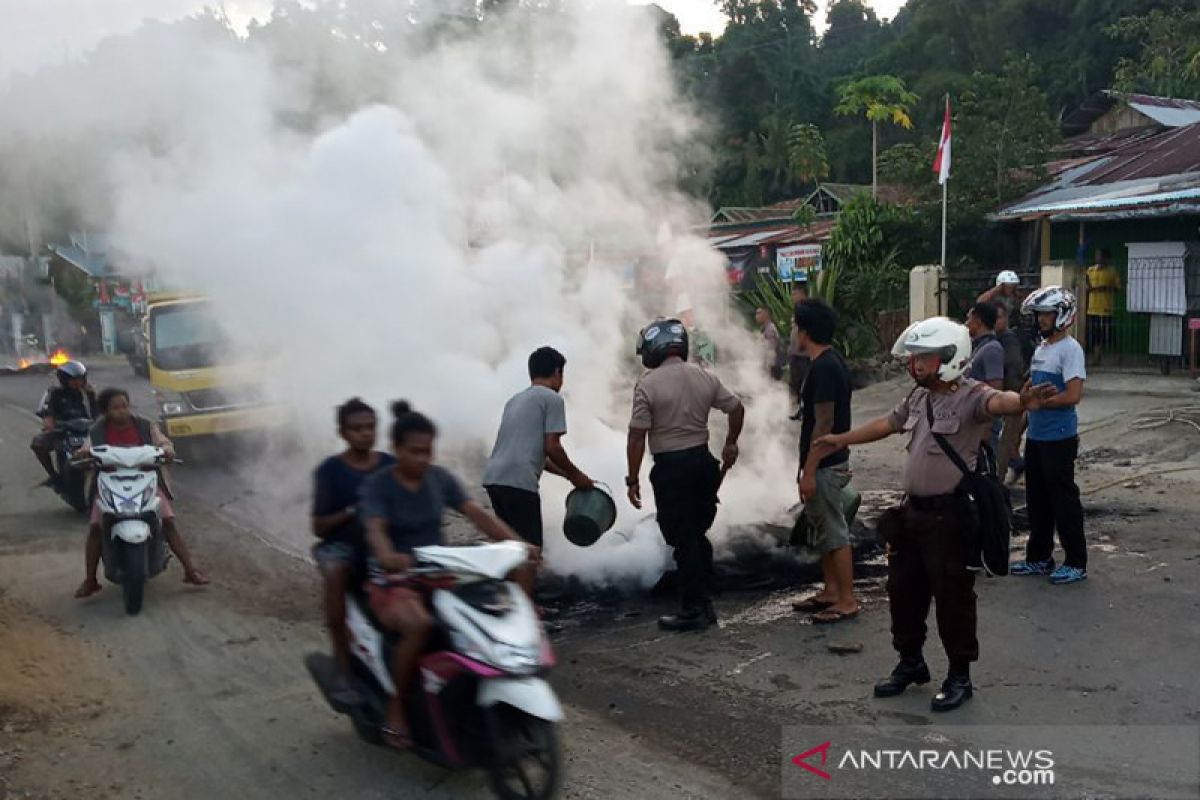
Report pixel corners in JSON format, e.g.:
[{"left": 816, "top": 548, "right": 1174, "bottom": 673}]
[{"left": 145, "top": 293, "right": 282, "bottom": 439}]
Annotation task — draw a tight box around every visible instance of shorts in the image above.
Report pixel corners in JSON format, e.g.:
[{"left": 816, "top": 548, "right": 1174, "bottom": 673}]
[
  {"left": 484, "top": 485, "right": 543, "bottom": 547},
  {"left": 802, "top": 466, "right": 853, "bottom": 554},
  {"left": 365, "top": 577, "right": 421, "bottom": 620},
  {"left": 1086, "top": 315, "right": 1114, "bottom": 349},
  {"left": 90, "top": 490, "right": 174, "bottom": 525},
  {"left": 312, "top": 540, "right": 357, "bottom": 574}
]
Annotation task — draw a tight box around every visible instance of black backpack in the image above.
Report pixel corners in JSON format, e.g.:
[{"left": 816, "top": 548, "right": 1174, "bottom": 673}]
[{"left": 925, "top": 395, "right": 1012, "bottom": 577}]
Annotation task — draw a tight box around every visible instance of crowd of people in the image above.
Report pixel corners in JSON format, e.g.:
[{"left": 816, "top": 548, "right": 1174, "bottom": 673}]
[{"left": 34, "top": 269, "right": 1090, "bottom": 748}]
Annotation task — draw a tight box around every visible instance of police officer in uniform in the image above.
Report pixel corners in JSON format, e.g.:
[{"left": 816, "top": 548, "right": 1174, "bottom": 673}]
[
  {"left": 30, "top": 361, "right": 97, "bottom": 487},
  {"left": 626, "top": 318, "right": 745, "bottom": 631},
  {"left": 814, "top": 318, "right": 1054, "bottom": 711}
]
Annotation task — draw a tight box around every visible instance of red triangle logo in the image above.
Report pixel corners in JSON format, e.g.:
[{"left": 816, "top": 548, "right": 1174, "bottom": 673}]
[{"left": 792, "top": 741, "right": 833, "bottom": 781}]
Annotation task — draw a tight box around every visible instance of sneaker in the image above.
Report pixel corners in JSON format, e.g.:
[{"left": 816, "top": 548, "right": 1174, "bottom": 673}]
[
  {"left": 1010, "top": 559, "right": 1055, "bottom": 576},
  {"left": 1049, "top": 565, "right": 1088, "bottom": 585}
]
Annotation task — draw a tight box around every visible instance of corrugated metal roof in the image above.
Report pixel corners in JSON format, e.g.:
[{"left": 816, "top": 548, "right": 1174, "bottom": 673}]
[
  {"left": 1126, "top": 94, "right": 1200, "bottom": 128},
  {"left": 997, "top": 121, "right": 1200, "bottom": 220},
  {"left": 713, "top": 228, "right": 794, "bottom": 248}
]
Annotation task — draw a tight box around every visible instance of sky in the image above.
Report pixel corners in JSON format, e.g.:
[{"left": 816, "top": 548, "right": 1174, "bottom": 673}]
[
  {"left": 633, "top": 0, "right": 909, "bottom": 35},
  {"left": 0, "top": 0, "right": 908, "bottom": 80}
]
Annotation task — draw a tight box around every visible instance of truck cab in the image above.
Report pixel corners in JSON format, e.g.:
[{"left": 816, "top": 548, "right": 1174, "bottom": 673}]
[{"left": 146, "top": 293, "right": 283, "bottom": 439}]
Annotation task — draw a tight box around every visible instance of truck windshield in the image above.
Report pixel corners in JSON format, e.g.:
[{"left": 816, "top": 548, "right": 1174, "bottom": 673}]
[{"left": 149, "top": 302, "right": 231, "bottom": 370}]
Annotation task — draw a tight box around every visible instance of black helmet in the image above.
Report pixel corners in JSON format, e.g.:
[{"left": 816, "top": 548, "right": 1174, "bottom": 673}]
[
  {"left": 56, "top": 360, "right": 87, "bottom": 387},
  {"left": 636, "top": 318, "right": 689, "bottom": 369}
]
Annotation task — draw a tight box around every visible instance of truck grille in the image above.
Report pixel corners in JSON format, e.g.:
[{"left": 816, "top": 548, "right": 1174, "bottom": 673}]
[{"left": 185, "top": 386, "right": 262, "bottom": 411}]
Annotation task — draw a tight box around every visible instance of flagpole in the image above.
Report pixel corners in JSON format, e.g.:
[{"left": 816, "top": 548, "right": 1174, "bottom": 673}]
[
  {"left": 936, "top": 92, "right": 945, "bottom": 271},
  {"left": 941, "top": 176, "right": 947, "bottom": 269}
]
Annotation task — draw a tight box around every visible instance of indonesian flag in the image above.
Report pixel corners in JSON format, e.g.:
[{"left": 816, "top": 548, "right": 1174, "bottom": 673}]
[{"left": 933, "top": 95, "right": 952, "bottom": 184}]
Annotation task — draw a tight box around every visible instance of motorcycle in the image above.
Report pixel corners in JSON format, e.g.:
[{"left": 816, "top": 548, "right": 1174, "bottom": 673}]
[
  {"left": 306, "top": 541, "right": 562, "bottom": 800},
  {"left": 54, "top": 418, "right": 93, "bottom": 512},
  {"left": 73, "top": 445, "right": 171, "bottom": 615}
]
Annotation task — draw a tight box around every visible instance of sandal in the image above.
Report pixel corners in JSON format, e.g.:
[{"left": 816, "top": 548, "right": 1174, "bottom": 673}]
[
  {"left": 381, "top": 724, "right": 413, "bottom": 751},
  {"left": 811, "top": 607, "right": 860, "bottom": 624},
  {"left": 792, "top": 596, "right": 835, "bottom": 613},
  {"left": 183, "top": 569, "right": 210, "bottom": 586},
  {"left": 74, "top": 579, "right": 102, "bottom": 599}
]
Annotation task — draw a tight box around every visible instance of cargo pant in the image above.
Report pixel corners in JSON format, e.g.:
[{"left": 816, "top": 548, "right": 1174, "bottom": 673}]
[{"left": 884, "top": 503, "right": 979, "bottom": 666}]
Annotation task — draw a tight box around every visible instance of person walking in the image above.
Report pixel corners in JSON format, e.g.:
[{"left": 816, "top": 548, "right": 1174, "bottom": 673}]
[{"left": 626, "top": 317, "right": 744, "bottom": 632}]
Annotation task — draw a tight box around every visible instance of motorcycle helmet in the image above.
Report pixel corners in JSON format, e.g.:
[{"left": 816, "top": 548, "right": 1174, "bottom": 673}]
[
  {"left": 636, "top": 318, "right": 689, "bottom": 369},
  {"left": 56, "top": 360, "right": 88, "bottom": 388},
  {"left": 1022, "top": 285, "right": 1077, "bottom": 334},
  {"left": 891, "top": 316, "right": 973, "bottom": 383},
  {"left": 996, "top": 270, "right": 1020, "bottom": 286}
]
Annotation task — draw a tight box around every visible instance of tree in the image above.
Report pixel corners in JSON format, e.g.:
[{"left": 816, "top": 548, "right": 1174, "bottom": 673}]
[
  {"left": 834, "top": 75, "right": 918, "bottom": 198},
  {"left": 787, "top": 123, "right": 830, "bottom": 186},
  {"left": 1107, "top": 6, "right": 1200, "bottom": 98}
]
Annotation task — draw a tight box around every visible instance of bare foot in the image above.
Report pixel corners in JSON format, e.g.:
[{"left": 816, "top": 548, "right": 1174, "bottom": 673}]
[
  {"left": 183, "top": 569, "right": 210, "bottom": 586},
  {"left": 74, "top": 579, "right": 102, "bottom": 599}
]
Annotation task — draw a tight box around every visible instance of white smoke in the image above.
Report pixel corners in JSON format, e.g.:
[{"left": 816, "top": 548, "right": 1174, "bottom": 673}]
[{"left": 1, "top": 1, "right": 800, "bottom": 589}]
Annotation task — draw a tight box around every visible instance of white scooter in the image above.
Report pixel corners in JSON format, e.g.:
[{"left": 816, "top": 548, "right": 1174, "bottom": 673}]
[
  {"left": 306, "top": 541, "right": 563, "bottom": 800},
  {"left": 75, "top": 445, "right": 171, "bottom": 615}
]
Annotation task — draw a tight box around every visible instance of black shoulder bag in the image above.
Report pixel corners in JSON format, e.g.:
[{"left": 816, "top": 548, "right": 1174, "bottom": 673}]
[{"left": 925, "top": 394, "right": 1012, "bottom": 577}]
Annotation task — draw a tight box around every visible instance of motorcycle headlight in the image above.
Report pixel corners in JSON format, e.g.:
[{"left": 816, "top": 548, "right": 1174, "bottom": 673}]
[
  {"left": 489, "top": 643, "right": 542, "bottom": 674},
  {"left": 117, "top": 495, "right": 140, "bottom": 514}
]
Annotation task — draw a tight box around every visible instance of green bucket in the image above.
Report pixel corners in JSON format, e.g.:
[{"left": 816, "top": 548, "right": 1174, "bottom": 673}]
[{"left": 563, "top": 483, "right": 617, "bottom": 547}]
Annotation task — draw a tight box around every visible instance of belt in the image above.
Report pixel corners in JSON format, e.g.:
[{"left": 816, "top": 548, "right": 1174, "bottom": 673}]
[
  {"left": 906, "top": 494, "right": 959, "bottom": 512},
  {"left": 652, "top": 444, "right": 710, "bottom": 464}
]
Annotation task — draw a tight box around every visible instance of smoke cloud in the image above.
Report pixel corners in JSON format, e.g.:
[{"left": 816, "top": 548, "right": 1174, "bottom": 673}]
[{"left": 1, "top": 1, "right": 800, "bottom": 590}]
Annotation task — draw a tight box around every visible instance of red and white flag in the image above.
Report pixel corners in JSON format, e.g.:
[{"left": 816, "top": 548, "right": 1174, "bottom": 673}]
[{"left": 933, "top": 95, "right": 952, "bottom": 185}]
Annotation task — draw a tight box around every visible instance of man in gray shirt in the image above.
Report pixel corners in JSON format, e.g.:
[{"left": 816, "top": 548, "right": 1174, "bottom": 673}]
[
  {"left": 483, "top": 347, "right": 593, "bottom": 548},
  {"left": 966, "top": 302, "right": 1005, "bottom": 460}
]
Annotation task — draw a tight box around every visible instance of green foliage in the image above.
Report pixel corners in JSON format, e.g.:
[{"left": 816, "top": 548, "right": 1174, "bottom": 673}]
[
  {"left": 1107, "top": 6, "right": 1200, "bottom": 98},
  {"left": 791, "top": 204, "right": 818, "bottom": 228},
  {"left": 787, "top": 123, "right": 830, "bottom": 183},
  {"left": 834, "top": 74, "right": 918, "bottom": 128}
]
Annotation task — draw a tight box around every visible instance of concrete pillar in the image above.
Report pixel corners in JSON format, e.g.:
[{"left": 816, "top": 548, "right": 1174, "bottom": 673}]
[
  {"left": 909, "top": 265, "right": 946, "bottom": 324},
  {"left": 1040, "top": 260, "right": 1084, "bottom": 341}
]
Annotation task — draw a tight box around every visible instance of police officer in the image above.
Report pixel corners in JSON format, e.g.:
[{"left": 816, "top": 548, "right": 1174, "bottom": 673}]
[
  {"left": 814, "top": 318, "right": 1054, "bottom": 711},
  {"left": 30, "top": 361, "right": 97, "bottom": 487},
  {"left": 626, "top": 318, "right": 744, "bottom": 631}
]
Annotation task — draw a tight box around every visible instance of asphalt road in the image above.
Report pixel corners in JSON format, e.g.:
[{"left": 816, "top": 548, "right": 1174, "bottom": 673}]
[{"left": 2, "top": 359, "right": 1199, "bottom": 799}]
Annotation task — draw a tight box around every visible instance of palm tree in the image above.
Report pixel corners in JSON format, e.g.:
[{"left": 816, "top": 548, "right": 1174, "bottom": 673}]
[{"left": 834, "top": 75, "right": 919, "bottom": 198}]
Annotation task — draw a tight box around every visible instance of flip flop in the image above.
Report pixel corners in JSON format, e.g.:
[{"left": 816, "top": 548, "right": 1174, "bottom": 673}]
[
  {"left": 792, "top": 597, "right": 835, "bottom": 613},
  {"left": 74, "top": 580, "right": 102, "bottom": 599},
  {"left": 381, "top": 725, "right": 413, "bottom": 751},
  {"left": 811, "top": 607, "right": 860, "bottom": 624}
]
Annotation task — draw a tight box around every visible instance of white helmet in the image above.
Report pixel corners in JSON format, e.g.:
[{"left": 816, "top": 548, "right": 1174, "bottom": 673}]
[
  {"left": 1022, "top": 285, "right": 1077, "bottom": 332},
  {"left": 996, "top": 270, "right": 1020, "bottom": 286},
  {"left": 891, "top": 316, "right": 974, "bottom": 383}
]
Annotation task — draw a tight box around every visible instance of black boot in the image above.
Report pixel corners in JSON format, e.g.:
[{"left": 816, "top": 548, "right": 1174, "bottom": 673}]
[
  {"left": 873, "top": 658, "right": 931, "bottom": 698},
  {"left": 658, "top": 600, "right": 716, "bottom": 632},
  {"left": 931, "top": 673, "right": 973, "bottom": 712}
]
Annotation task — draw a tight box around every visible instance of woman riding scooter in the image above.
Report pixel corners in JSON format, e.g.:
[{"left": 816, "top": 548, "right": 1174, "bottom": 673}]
[
  {"left": 74, "top": 388, "right": 209, "bottom": 598},
  {"left": 361, "top": 401, "right": 536, "bottom": 751}
]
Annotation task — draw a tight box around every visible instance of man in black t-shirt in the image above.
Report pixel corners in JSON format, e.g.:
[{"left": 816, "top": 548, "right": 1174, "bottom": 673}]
[{"left": 792, "top": 299, "right": 859, "bottom": 624}]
